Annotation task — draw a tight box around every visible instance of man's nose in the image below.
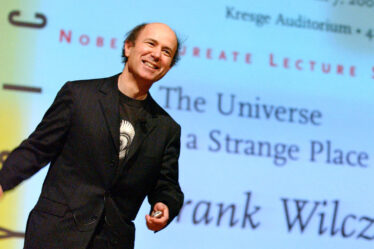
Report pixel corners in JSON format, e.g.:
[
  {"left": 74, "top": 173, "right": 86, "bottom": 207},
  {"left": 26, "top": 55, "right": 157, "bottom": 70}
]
[{"left": 151, "top": 48, "right": 161, "bottom": 61}]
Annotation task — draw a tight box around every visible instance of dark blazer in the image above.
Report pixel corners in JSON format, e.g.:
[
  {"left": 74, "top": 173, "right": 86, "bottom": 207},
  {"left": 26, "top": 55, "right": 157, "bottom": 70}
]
[{"left": 0, "top": 74, "right": 184, "bottom": 249}]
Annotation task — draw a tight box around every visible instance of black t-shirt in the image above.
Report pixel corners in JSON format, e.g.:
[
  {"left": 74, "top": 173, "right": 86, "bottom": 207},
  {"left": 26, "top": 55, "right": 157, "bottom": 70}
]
[{"left": 118, "top": 91, "right": 148, "bottom": 165}]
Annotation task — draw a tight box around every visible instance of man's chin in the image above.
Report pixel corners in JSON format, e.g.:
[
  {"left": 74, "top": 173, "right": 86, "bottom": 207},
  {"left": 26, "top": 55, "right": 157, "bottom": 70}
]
[{"left": 140, "top": 72, "right": 164, "bottom": 83}]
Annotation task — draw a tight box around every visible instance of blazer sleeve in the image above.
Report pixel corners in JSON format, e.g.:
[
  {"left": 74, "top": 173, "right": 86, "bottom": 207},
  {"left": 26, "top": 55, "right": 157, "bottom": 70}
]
[
  {"left": 147, "top": 123, "right": 184, "bottom": 227},
  {"left": 0, "top": 82, "right": 74, "bottom": 191}
]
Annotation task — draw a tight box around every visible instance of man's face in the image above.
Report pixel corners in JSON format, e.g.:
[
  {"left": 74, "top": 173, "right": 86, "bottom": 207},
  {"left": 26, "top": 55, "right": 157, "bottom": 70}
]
[{"left": 124, "top": 23, "right": 177, "bottom": 85}]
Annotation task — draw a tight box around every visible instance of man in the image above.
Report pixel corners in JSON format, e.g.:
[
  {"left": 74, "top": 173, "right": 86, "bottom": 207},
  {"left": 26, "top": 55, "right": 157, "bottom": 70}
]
[{"left": 0, "top": 22, "right": 184, "bottom": 249}]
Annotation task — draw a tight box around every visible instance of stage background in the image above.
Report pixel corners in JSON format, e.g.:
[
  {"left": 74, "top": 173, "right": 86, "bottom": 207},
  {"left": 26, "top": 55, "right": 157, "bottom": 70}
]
[{"left": 1, "top": 0, "right": 373, "bottom": 248}]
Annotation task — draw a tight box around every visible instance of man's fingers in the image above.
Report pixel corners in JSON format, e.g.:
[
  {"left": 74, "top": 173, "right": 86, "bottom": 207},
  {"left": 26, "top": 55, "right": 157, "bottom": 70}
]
[
  {"left": 145, "top": 214, "right": 168, "bottom": 231},
  {"left": 153, "top": 202, "right": 167, "bottom": 211},
  {"left": 0, "top": 185, "right": 3, "bottom": 199},
  {"left": 146, "top": 203, "right": 170, "bottom": 231},
  {"left": 152, "top": 216, "right": 168, "bottom": 224},
  {"left": 152, "top": 202, "right": 169, "bottom": 220},
  {"left": 147, "top": 215, "right": 167, "bottom": 225},
  {"left": 162, "top": 206, "right": 169, "bottom": 218}
]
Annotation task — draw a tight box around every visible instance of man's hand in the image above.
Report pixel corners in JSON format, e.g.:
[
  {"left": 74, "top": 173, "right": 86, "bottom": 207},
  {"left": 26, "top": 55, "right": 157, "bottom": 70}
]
[
  {"left": 0, "top": 185, "right": 3, "bottom": 199},
  {"left": 145, "top": 202, "right": 169, "bottom": 231}
]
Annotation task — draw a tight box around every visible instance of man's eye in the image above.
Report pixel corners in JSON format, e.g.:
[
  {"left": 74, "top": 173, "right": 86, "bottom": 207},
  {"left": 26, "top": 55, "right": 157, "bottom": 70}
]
[{"left": 163, "top": 50, "right": 171, "bottom": 56}]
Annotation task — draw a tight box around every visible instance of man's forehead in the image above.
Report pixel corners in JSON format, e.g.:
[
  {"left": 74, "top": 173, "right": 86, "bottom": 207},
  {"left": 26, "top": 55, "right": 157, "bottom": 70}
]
[{"left": 138, "top": 23, "right": 177, "bottom": 48}]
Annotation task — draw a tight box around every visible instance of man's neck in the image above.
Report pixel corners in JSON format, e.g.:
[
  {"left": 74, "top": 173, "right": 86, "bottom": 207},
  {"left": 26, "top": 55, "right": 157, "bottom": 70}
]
[{"left": 118, "top": 71, "right": 151, "bottom": 100}]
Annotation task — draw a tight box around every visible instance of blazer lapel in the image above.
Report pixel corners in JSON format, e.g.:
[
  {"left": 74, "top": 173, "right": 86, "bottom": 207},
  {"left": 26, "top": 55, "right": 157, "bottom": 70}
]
[{"left": 98, "top": 74, "right": 120, "bottom": 154}]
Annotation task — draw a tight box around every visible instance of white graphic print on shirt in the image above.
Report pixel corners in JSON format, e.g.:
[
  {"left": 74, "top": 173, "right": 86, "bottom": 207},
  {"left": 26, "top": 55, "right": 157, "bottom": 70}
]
[{"left": 119, "top": 120, "right": 135, "bottom": 160}]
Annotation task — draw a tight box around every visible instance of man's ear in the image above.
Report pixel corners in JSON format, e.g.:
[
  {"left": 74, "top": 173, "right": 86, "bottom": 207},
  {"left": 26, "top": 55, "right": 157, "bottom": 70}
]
[{"left": 124, "top": 40, "right": 134, "bottom": 57}]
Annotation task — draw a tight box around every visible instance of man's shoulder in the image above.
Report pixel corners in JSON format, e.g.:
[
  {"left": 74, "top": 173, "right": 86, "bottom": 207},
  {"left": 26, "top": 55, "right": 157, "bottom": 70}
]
[
  {"left": 67, "top": 74, "right": 118, "bottom": 90},
  {"left": 58, "top": 74, "right": 119, "bottom": 101}
]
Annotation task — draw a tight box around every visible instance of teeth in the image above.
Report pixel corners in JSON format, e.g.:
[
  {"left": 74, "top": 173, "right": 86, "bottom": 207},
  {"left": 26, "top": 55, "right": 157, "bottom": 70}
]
[{"left": 144, "top": 61, "right": 157, "bottom": 69}]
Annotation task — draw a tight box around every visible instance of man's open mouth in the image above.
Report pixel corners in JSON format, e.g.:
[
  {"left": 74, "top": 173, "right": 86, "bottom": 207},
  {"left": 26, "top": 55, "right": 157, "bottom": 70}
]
[{"left": 142, "top": 60, "right": 159, "bottom": 69}]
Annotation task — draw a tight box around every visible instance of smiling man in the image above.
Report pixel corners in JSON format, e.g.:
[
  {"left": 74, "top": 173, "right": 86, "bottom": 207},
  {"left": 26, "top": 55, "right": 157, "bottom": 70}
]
[{"left": 0, "top": 22, "right": 184, "bottom": 249}]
